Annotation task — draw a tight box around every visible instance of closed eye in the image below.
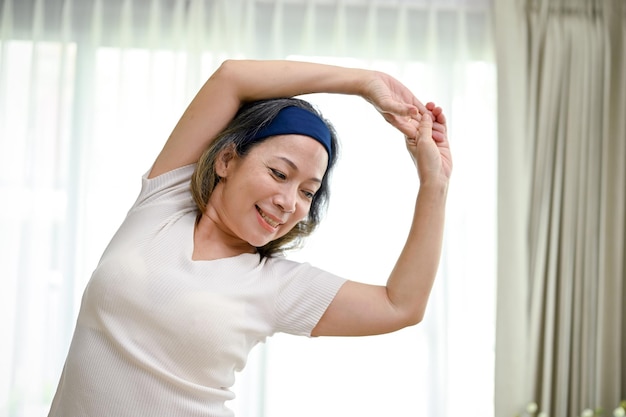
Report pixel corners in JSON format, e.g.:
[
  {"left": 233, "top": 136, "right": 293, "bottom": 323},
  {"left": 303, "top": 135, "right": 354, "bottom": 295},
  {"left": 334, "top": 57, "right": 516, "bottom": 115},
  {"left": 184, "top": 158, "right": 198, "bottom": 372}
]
[{"left": 270, "top": 168, "right": 286, "bottom": 180}]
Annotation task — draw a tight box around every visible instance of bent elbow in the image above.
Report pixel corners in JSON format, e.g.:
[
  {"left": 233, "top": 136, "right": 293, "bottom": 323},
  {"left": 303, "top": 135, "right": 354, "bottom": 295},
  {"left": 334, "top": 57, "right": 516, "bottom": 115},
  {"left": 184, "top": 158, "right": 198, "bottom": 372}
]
[
  {"left": 405, "top": 312, "right": 425, "bottom": 328},
  {"left": 213, "top": 59, "right": 237, "bottom": 83},
  {"left": 395, "top": 307, "right": 426, "bottom": 330}
]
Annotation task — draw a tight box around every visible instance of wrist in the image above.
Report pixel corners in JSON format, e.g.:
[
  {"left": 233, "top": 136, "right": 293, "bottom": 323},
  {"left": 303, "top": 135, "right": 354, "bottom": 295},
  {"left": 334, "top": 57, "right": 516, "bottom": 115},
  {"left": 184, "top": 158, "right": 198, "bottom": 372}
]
[
  {"left": 356, "top": 69, "right": 382, "bottom": 102},
  {"left": 418, "top": 179, "right": 449, "bottom": 196}
]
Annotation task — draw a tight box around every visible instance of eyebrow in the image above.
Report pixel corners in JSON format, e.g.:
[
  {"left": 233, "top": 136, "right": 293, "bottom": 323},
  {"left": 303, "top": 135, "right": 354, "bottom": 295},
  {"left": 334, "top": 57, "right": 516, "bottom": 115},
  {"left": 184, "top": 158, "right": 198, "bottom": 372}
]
[{"left": 277, "top": 156, "right": 323, "bottom": 184}]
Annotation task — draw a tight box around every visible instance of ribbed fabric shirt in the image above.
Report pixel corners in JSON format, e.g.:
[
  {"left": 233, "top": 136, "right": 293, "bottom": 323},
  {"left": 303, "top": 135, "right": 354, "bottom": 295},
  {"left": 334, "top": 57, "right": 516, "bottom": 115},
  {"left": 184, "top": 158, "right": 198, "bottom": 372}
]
[{"left": 48, "top": 165, "right": 347, "bottom": 417}]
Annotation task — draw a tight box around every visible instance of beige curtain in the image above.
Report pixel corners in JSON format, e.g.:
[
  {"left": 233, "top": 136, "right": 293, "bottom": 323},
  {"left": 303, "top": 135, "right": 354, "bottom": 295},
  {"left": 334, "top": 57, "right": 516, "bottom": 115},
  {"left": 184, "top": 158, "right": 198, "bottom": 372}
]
[{"left": 495, "top": 0, "right": 626, "bottom": 416}]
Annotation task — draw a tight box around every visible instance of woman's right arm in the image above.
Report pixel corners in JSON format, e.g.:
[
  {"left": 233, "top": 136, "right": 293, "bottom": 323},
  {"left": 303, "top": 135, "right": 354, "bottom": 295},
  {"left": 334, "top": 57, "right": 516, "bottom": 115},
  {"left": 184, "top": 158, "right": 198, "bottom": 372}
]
[{"left": 149, "top": 59, "right": 426, "bottom": 178}]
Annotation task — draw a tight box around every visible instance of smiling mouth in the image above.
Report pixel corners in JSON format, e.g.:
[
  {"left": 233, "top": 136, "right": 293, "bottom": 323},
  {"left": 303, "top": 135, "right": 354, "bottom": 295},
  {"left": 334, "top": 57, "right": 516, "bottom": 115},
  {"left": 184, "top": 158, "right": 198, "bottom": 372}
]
[{"left": 256, "top": 206, "right": 280, "bottom": 228}]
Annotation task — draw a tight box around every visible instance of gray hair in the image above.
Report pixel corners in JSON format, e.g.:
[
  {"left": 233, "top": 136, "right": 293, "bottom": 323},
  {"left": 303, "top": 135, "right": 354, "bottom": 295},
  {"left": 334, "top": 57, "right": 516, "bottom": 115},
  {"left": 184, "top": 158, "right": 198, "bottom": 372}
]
[{"left": 191, "top": 97, "right": 340, "bottom": 258}]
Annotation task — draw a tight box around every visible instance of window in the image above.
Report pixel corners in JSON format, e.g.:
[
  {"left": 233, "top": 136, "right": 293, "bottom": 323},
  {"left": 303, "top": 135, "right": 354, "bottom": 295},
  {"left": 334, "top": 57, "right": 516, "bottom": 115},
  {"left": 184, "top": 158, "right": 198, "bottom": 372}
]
[{"left": 0, "top": 2, "right": 495, "bottom": 416}]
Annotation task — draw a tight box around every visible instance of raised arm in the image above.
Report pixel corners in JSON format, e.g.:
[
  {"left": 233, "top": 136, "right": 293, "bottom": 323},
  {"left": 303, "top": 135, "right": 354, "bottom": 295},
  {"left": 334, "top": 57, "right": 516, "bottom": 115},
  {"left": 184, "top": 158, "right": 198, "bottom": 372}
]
[
  {"left": 149, "top": 59, "right": 426, "bottom": 178},
  {"left": 312, "top": 103, "right": 452, "bottom": 337}
]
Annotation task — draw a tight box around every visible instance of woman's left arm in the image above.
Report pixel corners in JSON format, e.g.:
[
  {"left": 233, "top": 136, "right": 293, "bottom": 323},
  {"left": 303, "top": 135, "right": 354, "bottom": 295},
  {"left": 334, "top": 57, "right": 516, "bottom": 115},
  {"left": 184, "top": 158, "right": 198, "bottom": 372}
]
[{"left": 312, "top": 104, "right": 452, "bottom": 337}]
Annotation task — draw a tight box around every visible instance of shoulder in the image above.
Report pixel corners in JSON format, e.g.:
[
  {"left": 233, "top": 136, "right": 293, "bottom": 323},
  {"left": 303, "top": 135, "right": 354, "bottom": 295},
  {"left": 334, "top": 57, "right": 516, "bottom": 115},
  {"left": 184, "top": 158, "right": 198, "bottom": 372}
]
[
  {"left": 132, "top": 164, "right": 196, "bottom": 210},
  {"left": 263, "top": 256, "right": 347, "bottom": 293}
]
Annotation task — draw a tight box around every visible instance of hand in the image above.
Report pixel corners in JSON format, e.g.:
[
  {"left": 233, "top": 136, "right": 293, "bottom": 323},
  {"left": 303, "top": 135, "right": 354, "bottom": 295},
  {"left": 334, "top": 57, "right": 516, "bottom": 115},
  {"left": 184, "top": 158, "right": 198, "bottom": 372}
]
[
  {"left": 405, "top": 102, "right": 452, "bottom": 185},
  {"left": 362, "top": 71, "right": 428, "bottom": 138}
]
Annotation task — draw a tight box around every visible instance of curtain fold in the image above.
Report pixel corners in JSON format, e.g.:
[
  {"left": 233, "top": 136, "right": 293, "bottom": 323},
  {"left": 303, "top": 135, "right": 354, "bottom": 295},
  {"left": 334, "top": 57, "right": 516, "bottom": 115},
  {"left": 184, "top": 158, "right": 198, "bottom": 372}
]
[
  {"left": 493, "top": 0, "right": 532, "bottom": 413},
  {"left": 495, "top": 1, "right": 626, "bottom": 416},
  {"left": 0, "top": 1, "right": 496, "bottom": 416}
]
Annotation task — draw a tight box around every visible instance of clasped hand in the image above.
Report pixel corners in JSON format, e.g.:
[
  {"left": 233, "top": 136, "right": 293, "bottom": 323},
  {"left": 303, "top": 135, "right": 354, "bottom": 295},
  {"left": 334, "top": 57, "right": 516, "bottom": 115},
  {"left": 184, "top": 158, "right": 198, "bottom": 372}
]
[{"left": 362, "top": 71, "right": 453, "bottom": 185}]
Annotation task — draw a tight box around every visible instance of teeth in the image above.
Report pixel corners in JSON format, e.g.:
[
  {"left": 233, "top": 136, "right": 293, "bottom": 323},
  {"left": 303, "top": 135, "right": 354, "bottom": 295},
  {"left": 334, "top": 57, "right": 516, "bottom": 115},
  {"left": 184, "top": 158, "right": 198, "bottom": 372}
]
[{"left": 257, "top": 207, "right": 279, "bottom": 228}]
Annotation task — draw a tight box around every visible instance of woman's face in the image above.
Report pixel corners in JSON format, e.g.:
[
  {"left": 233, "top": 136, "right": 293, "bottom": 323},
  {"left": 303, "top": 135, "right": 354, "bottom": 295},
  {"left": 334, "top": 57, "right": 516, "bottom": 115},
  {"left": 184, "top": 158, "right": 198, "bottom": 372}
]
[{"left": 208, "top": 134, "right": 329, "bottom": 249}]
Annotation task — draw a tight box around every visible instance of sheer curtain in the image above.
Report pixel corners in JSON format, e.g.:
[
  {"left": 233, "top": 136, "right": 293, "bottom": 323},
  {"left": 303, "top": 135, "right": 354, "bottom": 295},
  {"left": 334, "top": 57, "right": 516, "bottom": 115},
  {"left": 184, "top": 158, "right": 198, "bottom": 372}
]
[
  {"left": 0, "top": 1, "right": 496, "bottom": 416},
  {"left": 494, "top": 1, "right": 626, "bottom": 416}
]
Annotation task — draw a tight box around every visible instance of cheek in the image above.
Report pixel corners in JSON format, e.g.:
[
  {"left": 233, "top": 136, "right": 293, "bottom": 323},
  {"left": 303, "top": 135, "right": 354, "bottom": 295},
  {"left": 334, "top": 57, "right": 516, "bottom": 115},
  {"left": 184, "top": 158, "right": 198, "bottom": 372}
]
[{"left": 295, "top": 201, "right": 313, "bottom": 223}]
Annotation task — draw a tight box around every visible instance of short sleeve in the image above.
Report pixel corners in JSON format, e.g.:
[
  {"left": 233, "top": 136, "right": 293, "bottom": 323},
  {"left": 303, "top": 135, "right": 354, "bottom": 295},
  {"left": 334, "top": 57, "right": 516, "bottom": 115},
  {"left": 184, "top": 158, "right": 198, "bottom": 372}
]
[
  {"left": 130, "top": 164, "right": 197, "bottom": 212},
  {"left": 268, "top": 258, "right": 347, "bottom": 336}
]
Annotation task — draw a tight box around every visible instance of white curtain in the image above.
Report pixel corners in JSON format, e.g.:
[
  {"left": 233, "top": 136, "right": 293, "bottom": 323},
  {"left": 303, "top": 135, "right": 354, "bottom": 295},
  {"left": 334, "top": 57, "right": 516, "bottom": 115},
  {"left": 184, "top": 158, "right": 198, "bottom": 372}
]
[{"left": 0, "top": 1, "right": 496, "bottom": 416}]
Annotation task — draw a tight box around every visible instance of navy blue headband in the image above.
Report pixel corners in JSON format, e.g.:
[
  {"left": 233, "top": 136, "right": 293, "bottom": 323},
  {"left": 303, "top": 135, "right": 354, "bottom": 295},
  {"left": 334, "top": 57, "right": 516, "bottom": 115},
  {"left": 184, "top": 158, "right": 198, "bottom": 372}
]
[{"left": 250, "top": 106, "right": 332, "bottom": 158}]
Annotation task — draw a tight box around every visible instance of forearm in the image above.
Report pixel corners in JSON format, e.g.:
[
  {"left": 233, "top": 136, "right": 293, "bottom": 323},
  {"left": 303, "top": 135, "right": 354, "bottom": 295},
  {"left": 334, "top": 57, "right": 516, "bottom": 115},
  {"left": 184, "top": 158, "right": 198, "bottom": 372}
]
[
  {"left": 220, "top": 59, "right": 371, "bottom": 102},
  {"left": 386, "top": 181, "right": 448, "bottom": 325}
]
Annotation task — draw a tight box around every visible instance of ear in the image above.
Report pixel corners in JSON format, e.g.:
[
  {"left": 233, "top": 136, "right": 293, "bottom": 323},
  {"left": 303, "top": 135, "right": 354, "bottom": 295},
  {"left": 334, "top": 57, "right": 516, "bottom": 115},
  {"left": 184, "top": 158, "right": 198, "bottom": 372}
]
[{"left": 215, "top": 144, "right": 238, "bottom": 178}]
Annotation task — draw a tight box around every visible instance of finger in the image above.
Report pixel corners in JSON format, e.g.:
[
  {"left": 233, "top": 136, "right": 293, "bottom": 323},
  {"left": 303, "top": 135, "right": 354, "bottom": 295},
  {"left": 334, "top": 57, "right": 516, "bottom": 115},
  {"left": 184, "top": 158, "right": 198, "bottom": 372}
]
[
  {"left": 418, "top": 113, "right": 433, "bottom": 142},
  {"left": 432, "top": 120, "right": 447, "bottom": 141},
  {"left": 383, "top": 98, "right": 419, "bottom": 118},
  {"left": 423, "top": 102, "right": 433, "bottom": 119},
  {"left": 433, "top": 122, "right": 446, "bottom": 134},
  {"left": 432, "top": 131, "right": 445, "bottom": 142},
  {"left": 413, "top": 100, "right": 427, "bottom": 116},
  {"left": 425, "top": 103, "right": 446, "bottom": 124},
  {"left": 408, "top": 104, "right": 420, "bottom": 117},
  {"left": 433, "top": 108, "right": 446, "bottom": 124},
  {"left": 383, "top": 112, "right": 418, "bottom": 138}
]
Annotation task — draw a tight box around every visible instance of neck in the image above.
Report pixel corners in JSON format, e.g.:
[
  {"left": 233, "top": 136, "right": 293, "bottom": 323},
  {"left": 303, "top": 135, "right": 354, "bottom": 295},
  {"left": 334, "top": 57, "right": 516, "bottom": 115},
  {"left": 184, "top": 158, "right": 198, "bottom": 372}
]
[{"left": 192, "top": 213, "right": 256, "bottom": 261}]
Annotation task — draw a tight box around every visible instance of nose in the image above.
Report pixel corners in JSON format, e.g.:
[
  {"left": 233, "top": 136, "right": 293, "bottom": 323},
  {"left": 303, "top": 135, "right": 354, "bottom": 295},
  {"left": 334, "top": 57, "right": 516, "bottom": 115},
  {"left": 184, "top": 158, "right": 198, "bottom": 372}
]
[{"left": 273, "top": 188, "right": 297, "bottom": 214}]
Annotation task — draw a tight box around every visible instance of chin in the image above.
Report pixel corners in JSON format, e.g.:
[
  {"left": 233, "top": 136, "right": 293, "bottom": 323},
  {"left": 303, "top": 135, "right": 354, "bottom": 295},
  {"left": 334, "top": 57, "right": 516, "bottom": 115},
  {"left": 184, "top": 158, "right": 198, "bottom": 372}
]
[
  {"left": 248, "top": 233, "right": 284, "bottom": 250},
  {"left": 246, "top": 237, "right": 272, "bottom": 249}
]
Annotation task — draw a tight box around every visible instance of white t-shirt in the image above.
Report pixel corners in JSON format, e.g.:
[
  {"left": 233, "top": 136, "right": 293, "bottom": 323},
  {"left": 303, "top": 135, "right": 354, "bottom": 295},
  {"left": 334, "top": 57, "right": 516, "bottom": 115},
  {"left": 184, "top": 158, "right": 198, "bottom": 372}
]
[{"left": 48, "top": 165, "right": 346, "bottom": 417}]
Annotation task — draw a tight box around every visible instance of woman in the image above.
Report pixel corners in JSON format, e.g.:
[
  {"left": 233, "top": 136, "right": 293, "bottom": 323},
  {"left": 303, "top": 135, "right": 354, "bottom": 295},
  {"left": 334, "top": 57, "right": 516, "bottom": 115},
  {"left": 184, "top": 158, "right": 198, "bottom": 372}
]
[{"left": 48, "top": 59, "right": 451, "bottom": 417}]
